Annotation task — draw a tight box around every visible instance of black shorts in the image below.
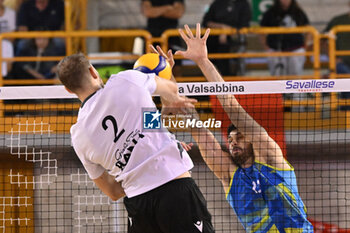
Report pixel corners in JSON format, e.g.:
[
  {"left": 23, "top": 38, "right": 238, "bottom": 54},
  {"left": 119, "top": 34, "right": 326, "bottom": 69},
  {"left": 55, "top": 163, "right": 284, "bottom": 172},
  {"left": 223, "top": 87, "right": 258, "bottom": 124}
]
[{"left": 124, "top": 178, "right": 215, "bottom": 233}]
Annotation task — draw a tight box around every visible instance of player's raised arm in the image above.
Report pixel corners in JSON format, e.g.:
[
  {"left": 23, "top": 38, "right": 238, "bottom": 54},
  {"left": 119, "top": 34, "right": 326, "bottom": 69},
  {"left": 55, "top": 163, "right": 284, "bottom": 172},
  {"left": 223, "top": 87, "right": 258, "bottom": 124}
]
[
  {"left": 151, "top": 44, "right": 236, "bottom": 188},
  {"left": 189, "top": 113, "right": 236, "bottom": 192},
  {"left": 176, "top": 23, "right": 287, "bottom": 168}
]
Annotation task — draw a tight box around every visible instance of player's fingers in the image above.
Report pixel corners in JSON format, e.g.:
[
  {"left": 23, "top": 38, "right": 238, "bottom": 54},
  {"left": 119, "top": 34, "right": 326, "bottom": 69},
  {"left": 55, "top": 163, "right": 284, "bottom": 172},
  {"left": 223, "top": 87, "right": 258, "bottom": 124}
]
[
  {"left": 196, "top": 23, "right": 201, "bottom": 38},
  {"left": 202, "top": 28, "right": 210, "bottom": 42},
  {"left": 186, "top": 143, "right": 193, "bottom": 151},
  {"left": 174, "top": 50, "right": 185, "bottom": 57},
  {"left": 178, "top": 28, "right": 189, "bottom": 42},
  {"left": 180, "top": 142, "right": 189, "bottom": 151},
  {"left": 156, "top": 45, "right": 168, "bottom": 58},
  {"left": 184, "top": 102, "right": 196, "bottom": 109},
  {"left": 150, "top": 45, "right": 158, "bottom": 54},
  {"left": 168, "top": 49, "right": 173, "bottom": 59},
  {"left": 186, "top": 97, "right": 198, "bottom": 104},
  {"left": 184, "top": 24, "right": 194, "bottom": 39}
]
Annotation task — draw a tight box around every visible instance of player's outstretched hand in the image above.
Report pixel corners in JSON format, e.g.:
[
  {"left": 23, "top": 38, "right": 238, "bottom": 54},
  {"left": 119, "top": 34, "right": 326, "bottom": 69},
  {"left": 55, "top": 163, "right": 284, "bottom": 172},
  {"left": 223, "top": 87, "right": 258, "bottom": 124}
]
[
  {"left": 150, "top": 45, "right": 175, "bottom": 68},
  {"left": 175, "top": 23, "right": 210, "bottom": 64}
]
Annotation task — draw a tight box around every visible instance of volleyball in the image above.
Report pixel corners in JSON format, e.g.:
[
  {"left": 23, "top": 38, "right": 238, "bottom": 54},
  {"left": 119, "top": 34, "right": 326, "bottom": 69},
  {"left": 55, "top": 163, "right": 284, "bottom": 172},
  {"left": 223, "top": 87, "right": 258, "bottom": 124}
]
[{"left": 133, "top": 53, "right": 172, "bottom": 80}]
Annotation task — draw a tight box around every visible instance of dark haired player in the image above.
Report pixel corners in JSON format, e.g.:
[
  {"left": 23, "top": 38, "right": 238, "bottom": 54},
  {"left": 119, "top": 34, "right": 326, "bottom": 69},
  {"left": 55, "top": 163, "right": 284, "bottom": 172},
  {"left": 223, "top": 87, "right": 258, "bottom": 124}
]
[{"left": 176, "top": 23, "right": 313, "bottom": 232}]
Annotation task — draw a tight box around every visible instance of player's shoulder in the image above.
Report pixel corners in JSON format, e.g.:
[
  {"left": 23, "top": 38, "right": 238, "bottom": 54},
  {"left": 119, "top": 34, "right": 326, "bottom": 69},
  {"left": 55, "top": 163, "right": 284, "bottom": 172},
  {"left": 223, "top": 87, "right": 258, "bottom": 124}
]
[
  {"left": 106, "top": 69, "right": 156, "bottom": 93},
  {"left": 107, "top": 69, "right": 153, "bottom": 83}
]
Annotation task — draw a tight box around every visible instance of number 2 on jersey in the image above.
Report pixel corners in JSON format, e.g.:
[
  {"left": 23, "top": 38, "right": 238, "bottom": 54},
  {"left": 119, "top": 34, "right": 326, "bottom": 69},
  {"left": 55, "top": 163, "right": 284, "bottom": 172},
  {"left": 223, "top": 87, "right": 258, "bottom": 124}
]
[{"left": 102, "top": 115, "right": 125, "bottom": 143}]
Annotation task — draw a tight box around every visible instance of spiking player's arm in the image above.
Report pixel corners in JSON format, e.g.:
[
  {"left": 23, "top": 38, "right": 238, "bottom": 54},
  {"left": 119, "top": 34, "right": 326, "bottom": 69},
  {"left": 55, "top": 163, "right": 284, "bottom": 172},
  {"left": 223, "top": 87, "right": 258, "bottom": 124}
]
[
  {"left": 176, "top": 24, "right": 289, "bottom": 169},
  {"left": 93, "top": 171, "right": 125, "bottom": 201},
  {"left": 154, "top": 76, "right": 197, "bottom": 108},
  {"left": 150, "top": 45, "right": 177, "bottom": 108},
  {"left": 148, "top": 45, "right": 198, "bottom": 109}
]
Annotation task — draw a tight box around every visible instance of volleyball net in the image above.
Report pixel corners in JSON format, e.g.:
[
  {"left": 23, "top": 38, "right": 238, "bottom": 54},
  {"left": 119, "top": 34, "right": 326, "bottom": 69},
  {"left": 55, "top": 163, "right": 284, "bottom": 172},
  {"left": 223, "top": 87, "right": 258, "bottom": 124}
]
[{"left": 0, "top": 80, "right": 349, "bottom": 232}]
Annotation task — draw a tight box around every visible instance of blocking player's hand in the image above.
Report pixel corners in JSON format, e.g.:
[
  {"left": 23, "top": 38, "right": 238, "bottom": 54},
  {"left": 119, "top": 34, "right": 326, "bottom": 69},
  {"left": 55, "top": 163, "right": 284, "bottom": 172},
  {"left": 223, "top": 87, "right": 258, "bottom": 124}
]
[
  {"left": 175, "top": 23, "right": 210, "bottom": 64},
  {"left": 150, "top": 45, "right": 175, "bottom": 68}
]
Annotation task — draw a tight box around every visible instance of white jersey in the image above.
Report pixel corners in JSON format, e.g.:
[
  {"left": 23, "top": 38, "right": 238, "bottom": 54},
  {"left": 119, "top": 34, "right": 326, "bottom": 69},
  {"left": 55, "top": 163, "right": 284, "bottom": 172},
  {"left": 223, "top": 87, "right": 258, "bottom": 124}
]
[{"left": 71, "top": 70, "right": 193, "bottom": 197}]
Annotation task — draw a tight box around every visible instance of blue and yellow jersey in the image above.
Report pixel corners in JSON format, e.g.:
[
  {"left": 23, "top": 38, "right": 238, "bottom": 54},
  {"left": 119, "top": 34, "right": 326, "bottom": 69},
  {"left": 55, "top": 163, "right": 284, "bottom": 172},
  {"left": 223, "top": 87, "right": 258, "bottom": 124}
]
[{"left": 226, "top": 161, "right": 313, "bottom": 233}]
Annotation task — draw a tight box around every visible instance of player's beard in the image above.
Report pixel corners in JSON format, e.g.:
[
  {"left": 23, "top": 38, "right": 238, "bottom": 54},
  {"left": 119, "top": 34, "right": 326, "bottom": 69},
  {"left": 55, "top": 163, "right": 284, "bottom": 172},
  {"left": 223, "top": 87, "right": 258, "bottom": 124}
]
[{"left": 231, "top": 145, "right": 254, "bottom": 167}]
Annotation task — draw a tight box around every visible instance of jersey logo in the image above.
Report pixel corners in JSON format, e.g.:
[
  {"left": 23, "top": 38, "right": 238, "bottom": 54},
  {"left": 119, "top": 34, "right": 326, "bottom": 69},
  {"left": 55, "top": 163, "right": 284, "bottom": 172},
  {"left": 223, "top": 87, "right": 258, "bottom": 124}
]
[
  {"left": 143, "top": 110, "right": 162, "bottom": 129},
  {"left": 252, "top": 179, "right": 262, "bottom": 194},
  {"left": 114, "top": 130, "right": 144, "bottom": 171},
  {"left": 194, "top": 220, "right": 203, "bottom": 232}
]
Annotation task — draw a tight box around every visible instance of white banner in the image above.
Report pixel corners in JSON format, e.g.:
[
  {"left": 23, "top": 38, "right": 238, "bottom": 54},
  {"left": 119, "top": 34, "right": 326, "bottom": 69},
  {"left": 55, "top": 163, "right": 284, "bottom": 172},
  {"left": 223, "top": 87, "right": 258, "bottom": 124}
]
[
  {"left": 0, "top": 85, "right": 76, "bottom": 100},
  {"left": 0, "top": 79, "right": 348, "bottom": 99},
  {"left": 177, "top": 79, "right": 348, "bottom": 96}
]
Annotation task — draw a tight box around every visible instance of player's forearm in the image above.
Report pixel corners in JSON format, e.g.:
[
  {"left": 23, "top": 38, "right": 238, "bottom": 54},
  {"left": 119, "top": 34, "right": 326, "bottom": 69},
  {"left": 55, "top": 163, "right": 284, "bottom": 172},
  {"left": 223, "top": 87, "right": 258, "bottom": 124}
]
[
  {"left": 191, "top": 129, "right": 219, "bottom": 168},
  {"left": 106, "top": 184, "right": 126, "bottom": 201},
  {"left": 196, "top": 58, "right": 225, "bottom": 83},
  {"left": 191, "top": 129, "right": 233, "bottom": 181},
  {"left": 94, "top": 171, "right": 126, "bottom": 201},
  {"left": 195, "top": 59, "right": 261, "bottom": 136},
  {"left": 195, "top": 58, "right": 241, "bottom": 120},
  {"left": 160, "top": 75, "right": 177, "bottom": 106},
  {"left": 154, "top": 76, "right": 179, "bottom": 103},
  {"left": 109, "top": 183, "right": 126, "bottom": 201}
]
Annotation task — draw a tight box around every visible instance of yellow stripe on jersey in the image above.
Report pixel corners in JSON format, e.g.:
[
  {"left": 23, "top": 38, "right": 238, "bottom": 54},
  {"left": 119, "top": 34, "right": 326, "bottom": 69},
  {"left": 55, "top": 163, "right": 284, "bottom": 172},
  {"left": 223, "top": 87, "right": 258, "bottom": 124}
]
[
  {"left": 285, "top": 228, "right": 304, "bottom": 233},
  {"left": 225, "top": 168, "right": 237, "bottom": 199},
  {"left": 252, "top": 209, "right": 270, "bottom": 232},
  {"left": 278, "top": 183, "right": 297, "bottom": 205},
  {"left": 255, "top": 160, "right": 294, "bottom": 171},
  {"left": 267, "top": 224, "right": 279, "bottom": 233}
]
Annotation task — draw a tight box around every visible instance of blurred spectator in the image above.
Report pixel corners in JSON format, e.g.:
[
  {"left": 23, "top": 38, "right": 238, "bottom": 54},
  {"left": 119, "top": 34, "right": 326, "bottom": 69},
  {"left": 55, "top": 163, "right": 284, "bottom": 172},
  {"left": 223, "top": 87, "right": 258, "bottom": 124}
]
[
  {"left": 10, "top": 37, "right": 64, "bottom": 79},
  {"left": 2, "top": 40, "right": 13, "bottom": 78},
  {"left": 4, "top": 0, "right": 24, "bottom": 11},
  {"left": 260, "top": 0, "right": 310, "bottom": 76},
  {"left": 0, "top": 0, "right": 15, "bottom": 78},
  {"left": 324, "top": 1, "right": 350, "bottom": 75},
  {"left": 0, "top": 0, "right": 15, "bottom": 33},
  {"left": 141, "top": 0, "right": 184, "bottom": 37},
  {"left": 16, "top": 0, "right": 65, "bottom": 55},
  {"left": 17, "top": 0, "right": 64, "bottom": 32},
  {"left": 202, "top": 0, "right": 251, "bottom": 76},
  {"left": 141, "top": 0, "right": 184, "bottom": 50},
  {"left": 141, "top": 0, "right": 185, "bottom": 75},
  {"left": 324, "top": 1, "right": 350, "bottom": 100}
]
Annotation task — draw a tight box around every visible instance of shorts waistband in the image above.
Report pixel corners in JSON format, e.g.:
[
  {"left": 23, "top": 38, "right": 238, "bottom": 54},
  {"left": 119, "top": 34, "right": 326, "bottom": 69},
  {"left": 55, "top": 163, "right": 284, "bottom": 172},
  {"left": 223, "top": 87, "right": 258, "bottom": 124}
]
[{"left": 125, "top": 177, "right": 194, "bottom": 200}]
